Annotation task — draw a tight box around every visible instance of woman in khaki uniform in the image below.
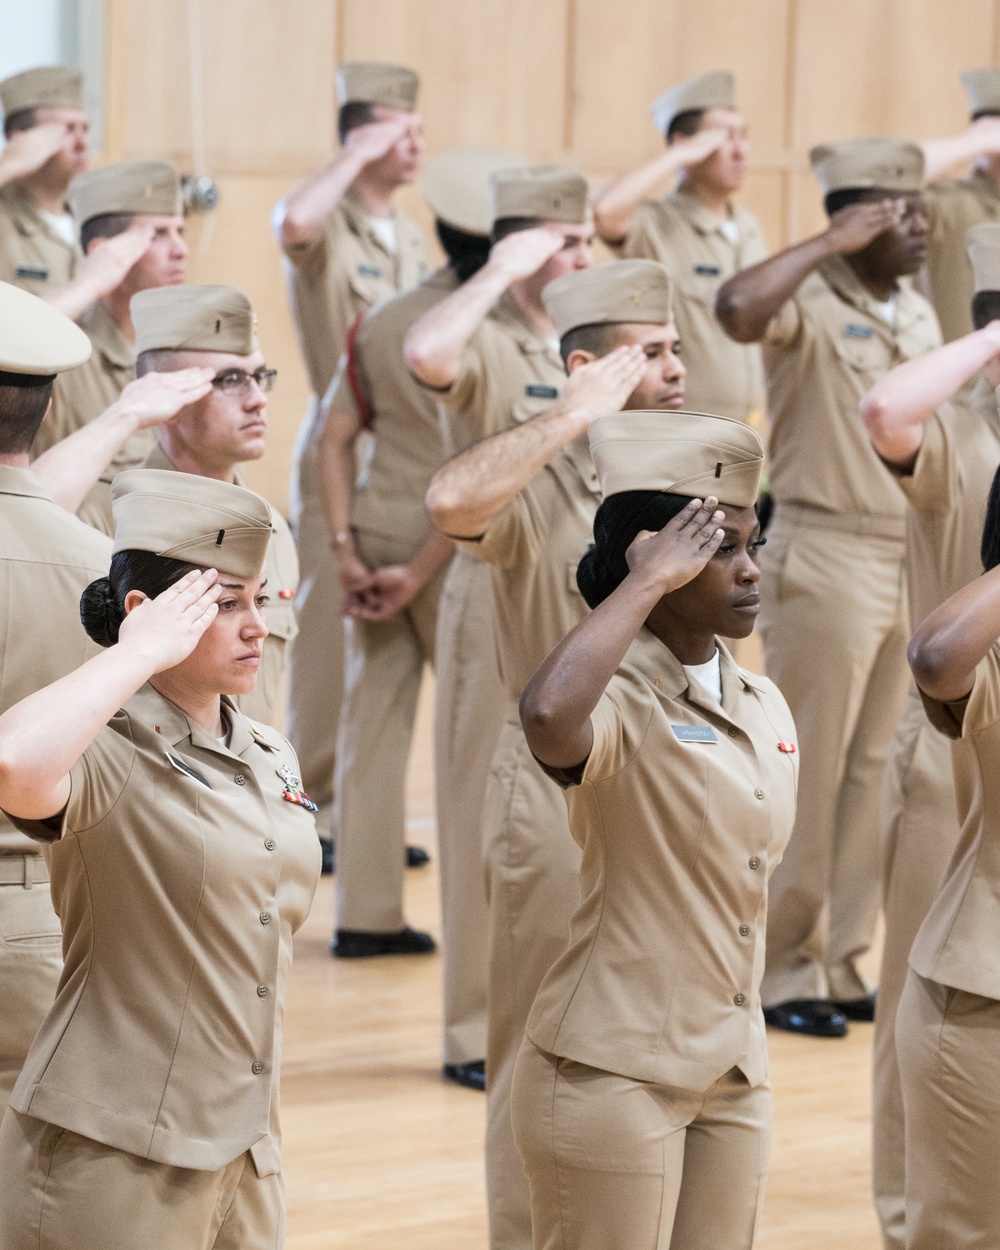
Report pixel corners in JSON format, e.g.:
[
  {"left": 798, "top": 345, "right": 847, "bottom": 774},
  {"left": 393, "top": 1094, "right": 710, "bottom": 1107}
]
[
  {"left": 0, "top": 469, "right": 321, "bottom": 1250},
  {"left": 511, "top": 412, "right": 797, "bottom": 1249}
]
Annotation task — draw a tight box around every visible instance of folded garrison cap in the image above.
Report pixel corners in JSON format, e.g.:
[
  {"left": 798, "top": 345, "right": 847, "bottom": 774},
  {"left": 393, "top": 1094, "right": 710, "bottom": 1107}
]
[
  {"left": 962, "top": 69, "right": 1000, "bottom": 115},
  {"left": 0, "top": 281, "right": 91, "bottom": 376},
  {"left": 0, "top": 66, "right": 83, "bottom": 118},
  {"left": 337, "top": 62, "right": 419, "bottom": 111},
  {"left": 421, "top": 145, "right": 521, "bottom": 236},
  {"left": 69, "top": 161, "right": 182, "bottom": 226},
  {"left": 111, "top": 469, "right": 272, "bottom": 579},
  {"left": 491, "top": 165, "right": 589, "bottom": 226},
  {"left": 967, "top": 222, "right": 1000, "bottom": 292},
  {"left": 543, "top": 260, "right": 673, "bottom": 338},
  {"left": 810, "top": 138, "right": 924, "bottom": 195},
  {"left": 132, "top": 285, "right": 257, "bottom": 356},
  {"left": 589, "top": 410, "right": 764, "bottom": 508},
  {"left": 651, "top": 70, "right": 736, "bottom": 137}
]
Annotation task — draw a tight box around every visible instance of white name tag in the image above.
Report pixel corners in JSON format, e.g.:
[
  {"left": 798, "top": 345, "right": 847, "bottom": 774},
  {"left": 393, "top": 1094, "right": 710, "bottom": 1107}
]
[{"left": 671, "top": 725, "right": 719, "bottom": 744}]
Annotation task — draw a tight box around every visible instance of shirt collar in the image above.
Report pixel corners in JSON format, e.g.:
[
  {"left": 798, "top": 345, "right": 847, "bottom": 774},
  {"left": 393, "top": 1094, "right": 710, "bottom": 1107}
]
[
  {"left": 627, "top": 626, "right": 762, "bottom": 717},
  {"left": 0, "top": 463, "right": 54, "bottom": 501},
  {"left": 125, "top": 684, "right": 255, "bottom": 759},
  {"left": 342, "top": 189, "right": 399, "bottom": 257},
  {"left": 668, "top": 188, "right": 738, "bottom": 239},
  {"left": 493, "top": 290, "right": 563, "bottom": 362},
  {"left": 0, "top": 182, "right": 75, "bottom": 248},
  {"left": 819, "top": 254, "right": 927, "bottom": 336}
]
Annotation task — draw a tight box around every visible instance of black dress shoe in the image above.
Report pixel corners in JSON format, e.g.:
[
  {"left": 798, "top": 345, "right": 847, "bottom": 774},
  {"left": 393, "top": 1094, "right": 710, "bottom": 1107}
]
[
  {"left": 443, "top": 1060, "right": 486, "bottom": 1092},
  {"left": 763, "top": 998, "right": 848, "bottom": 1038},
  {"left": 406, "top": 845, "right": 430, "bottom": 868},
  {"left": 332, "top": 926, "right": 437, "bottom": 958},
  {"left": 319, "top": 838, "right": 335, "bottom": 875},
  {"left": 832, "top": 993, "right": 876, "bottom": 1022},
  {"left": 320, "top": 841, "right": 429, "bottom": 875}
]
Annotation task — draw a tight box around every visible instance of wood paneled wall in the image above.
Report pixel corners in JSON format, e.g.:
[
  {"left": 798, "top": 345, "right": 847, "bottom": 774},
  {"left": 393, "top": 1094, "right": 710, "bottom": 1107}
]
[{"left": 101, "top": 0, "right": 1000, "bottom": 510}]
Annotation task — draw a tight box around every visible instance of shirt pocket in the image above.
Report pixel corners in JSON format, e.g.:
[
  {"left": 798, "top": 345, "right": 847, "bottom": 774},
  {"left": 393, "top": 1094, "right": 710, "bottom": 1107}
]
[
  {"left": 347, "top": 263, "right": 390, "bottom": 308},
  {"left": 831, "top": 333, "right": 888, "bottom": 384},
  {"left": 510, "top": 388, "right": 560, "bottom": 427}
]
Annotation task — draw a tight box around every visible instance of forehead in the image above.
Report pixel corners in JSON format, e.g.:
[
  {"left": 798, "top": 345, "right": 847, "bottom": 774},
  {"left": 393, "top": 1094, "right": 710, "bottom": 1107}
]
[
  {"left": 610, "top": 321, "right": 679, "bottom": 347},
  {"left": 719, "top": 503, "right": 759, "bottom": 531},
  {"left": 857, "top": 187, "right": 926, "bottom": 211},
  {"left": 371, "top": 104, "right": 419, "bottom": 125},
  {"left": 133, "top": 213, "right": 184, "bottom": 231},
  {"left": 166, "top": 348, "right": 264, "bottom": 373},
  {"left": 542, "top": 217, "right": 594, "bottom": 239},
  {"left": 699, "top": 107, "right": 746, "bottom": 132},
  {"left": 35, "top": 106, "right": 88, "bottom": 127}
]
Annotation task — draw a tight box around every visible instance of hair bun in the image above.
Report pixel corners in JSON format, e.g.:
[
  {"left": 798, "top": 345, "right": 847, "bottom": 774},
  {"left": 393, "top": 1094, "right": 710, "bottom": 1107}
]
[
  {"left": 576, "top": 543, "right": 620, "bottom": 610},
  {"left": 79, "top": 576, "right": 120, "bottom": 648}
]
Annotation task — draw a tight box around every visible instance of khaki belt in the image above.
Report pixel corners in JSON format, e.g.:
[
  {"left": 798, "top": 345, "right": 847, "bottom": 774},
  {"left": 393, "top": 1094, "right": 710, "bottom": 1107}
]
[
  {"left": 0, "top": 853, "right": 50, "bottom": 887},
  {"left": 774, "top": 502, "right": 906, "bottom": 542}
]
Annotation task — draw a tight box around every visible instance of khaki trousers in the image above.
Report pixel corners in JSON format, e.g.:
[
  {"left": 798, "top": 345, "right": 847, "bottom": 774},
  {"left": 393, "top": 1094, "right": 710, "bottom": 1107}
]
[
  {"left": 286, "top": 407, "right": 343, "bottom": 842},
  {"left": 484, "top": 714, "right": 581, "bottom": 1250},
  {"left": 0, "top": 1111, "right": 283, "bottom": 1250},
  {"left": 0, "top": 855, "right": 61, "bottom": 1122},
  {"left": 433, "top": 552, "right": 505, "bottom": 1065},
  {"left": 872, "top": 691, "right": 959, "bottom": 1250},
  {"left": 896, "top": 971, "right": 1000, "bottom": 1249},
  {"left": 511, "top": 1041, "right": 771, "bottom": 1250},
  {"left": 760, "top": 514, "right": 910, "bottom": 1004},
  {"left": 334, "top": 530, "right": 446, "bottom": 932}
]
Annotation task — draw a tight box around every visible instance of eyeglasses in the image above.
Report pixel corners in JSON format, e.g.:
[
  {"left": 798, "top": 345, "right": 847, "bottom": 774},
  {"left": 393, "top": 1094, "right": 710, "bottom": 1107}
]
[{"left": 211, "top": 367, "right": 277, "bottom": 396}]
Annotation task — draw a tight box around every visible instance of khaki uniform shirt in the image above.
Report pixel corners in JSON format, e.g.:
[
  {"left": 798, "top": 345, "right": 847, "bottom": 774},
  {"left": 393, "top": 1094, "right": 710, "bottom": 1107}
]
[
  {"left": 33, "top": 300, "right": 146, "bottom": 534},
  {"left": 281, "top": 189, "right": 427, "bottom": 398},
  {"left": 7, "top": 684, "right": 321, "bottom": 1173},
  {"left": 140, "top": 443, "right": 299, "bottom": 726},
  {"left": 327, "top": 266, "right": 457, "bottom": 551},
  {"left": 619, "top": 190, "right": 768, "bottom": 421},
  {"left": 924, "top": 172, "right": 1000, "bottom": 344},
  {"left": 0, "top": 182, "right": 78, "bottom": 297},
  {"left": 763, "top": 255, "right": 942, "bottom": 520},
  {"left": 454, "top": 434, "right": 599, "bottom": 698},
  {"left": 0, "top": 467, "right": 111, "bottom": 855},
  {"left": 526, "top": 631, "right": 797, "bottom": 1090}
]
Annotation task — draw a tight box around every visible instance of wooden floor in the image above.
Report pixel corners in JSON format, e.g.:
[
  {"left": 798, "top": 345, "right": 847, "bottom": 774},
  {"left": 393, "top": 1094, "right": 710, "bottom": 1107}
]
[{"left": 281, "top": 674, "right": 884, "bottom": 1249}]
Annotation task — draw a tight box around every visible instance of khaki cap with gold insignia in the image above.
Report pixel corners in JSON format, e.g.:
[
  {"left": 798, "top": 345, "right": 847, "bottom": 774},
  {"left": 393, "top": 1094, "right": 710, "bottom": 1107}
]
[
  {"left": 589, "top": 410, "right": 764, "bottom": 508},
  {"left": 0, "top": 66, "right": 83, "bottom": 118},
  {"left": 420, "top": 145, "right": 522, "bottom": 236},
  {"left": 337, "top": 62, "right": 419, "bottom": 111},
  {"left": 132, "top": 285, "right": 257, "bottom": 356},
  {"left": 543, "top": 260, "right": 674, "bottom": 339},
  {"left": 962, "top": 69, "right": 1000, "bottom": 116},
  {"left": 69, "top": 161, "right": 182, "bottom": 227},
  {"left": 111, "top": 469, "right": 272, "bottom": 579},
  {"left": 651, "top": 70, "right": 736, "bottom": 137},
  {"left": 967, "top": 222, "right": 1000, "bottom": 292},
  {"left": 0, "top": 280, "right": 91, "bottom": 375},
  {"left": 810, "top": 138, "right": 924, "bottom": 195},
  {"left": 491, "top": 165, "right": 589, "bottom": 227}
]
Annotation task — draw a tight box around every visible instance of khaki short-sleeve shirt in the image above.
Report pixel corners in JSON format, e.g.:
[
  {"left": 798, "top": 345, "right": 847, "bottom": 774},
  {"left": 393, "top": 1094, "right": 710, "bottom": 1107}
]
[
  {"left": 924, "top": 172, "right": 1000, "bottom": 344},
  {"left": 327, "top": 266, "right": 457, "bottom": 549},
  {"left": 619, "top": 190, "right": 768, "bottom": 421},
  {"left": 763, "top": 255, "right": 942, "bottom": 519},
  {"left": 453, "top": 434, "right": 600, "bottom": 698},
  {"left": 526, "top": 631, "right": 797, "bottom": 1090},
  {"left": 6, "top": 684, "right": 321, "bottom": 1173},
  {"left": 0, "top": 182, "right": 78, "bottom": 297},
  {"left": 281, "top": 190, "right": 427, "bottom": 398},
  {"left": 0, "top": 467, "right": 111, "bottom": 855}
]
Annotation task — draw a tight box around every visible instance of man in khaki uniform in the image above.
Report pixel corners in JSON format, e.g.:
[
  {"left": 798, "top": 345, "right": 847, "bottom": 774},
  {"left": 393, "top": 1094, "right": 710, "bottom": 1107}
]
[
  {"left": 31, "top": 160, "right": 188, "bottom": 532},
  {"left": 319, "top": 148, "right": 517, "bottom": 1088},
  {"left": 593, "top": 71, "right": 767, "bottom": 423},
  {"left": 0, "top": 281, "right": 110, "bottom": 1118},
  {"left": 858, "top": 224, "right": 1000, "bottom": 1249},
  {"left": 129, "top": 284, "right": 299, "bottom": 726},
  {"left": 716, "top": 139, "right": 942, "bottom": 1035},
  {"left": 425, "top": 260, "right": 685, "bottom": 1250},
  {"left": 275, "top": 62, "right": 427, "bottom": 852}
]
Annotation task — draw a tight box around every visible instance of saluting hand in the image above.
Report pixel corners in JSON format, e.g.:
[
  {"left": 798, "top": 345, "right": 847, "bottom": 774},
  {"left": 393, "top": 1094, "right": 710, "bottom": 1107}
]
[
  {"left": 669, "top": 126, "right": 730, "bottom": 167},
  {"left": 344, "top": 117, "right": 416, "bottom": 165},
  {"left": 487, "top": 226, "right": 568, "bottom": 282},
  {"left": 75, "top": 222, "right": 157, "bottom": 298},
  {"left": 825, "top": 199, "right": 903, "bottom": 255},
  {"left": 559, "top": 345, "right": 648, "bottom": 428},
  {"left": 114, "top": 369, "right": 216, "bottom": 430},
  {"left": 117, "top": 569, "right": 223, "bottom": 673},
  {"left": 0, "top": 122, "right": 68, "bottom": 179},
  {"left": 625, "top": 497, "right": 726, "bottom": 595}
]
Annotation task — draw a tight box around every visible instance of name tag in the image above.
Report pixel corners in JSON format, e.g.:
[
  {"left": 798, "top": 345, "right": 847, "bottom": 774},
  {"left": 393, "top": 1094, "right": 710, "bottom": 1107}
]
[
  {"left": 671, "top": 724, "right": 719, "bottom": 744},
  {"left": 356, "top": 264, "right": 382, "bottom": 278},
  {"left": 693, "top": 263, "right": 721, "bottom": 276},
  {"left": 15, "top": 264, "right": 48, "bottom": 281},
  {"left": 844, "top": 323, "right": 874, "bottom": 340},
  {"left": 165, "top": 752, "right": 213, "bottom": 789},
  {"left": 525, "top": 384, "right": 558, "bottom": 399}
]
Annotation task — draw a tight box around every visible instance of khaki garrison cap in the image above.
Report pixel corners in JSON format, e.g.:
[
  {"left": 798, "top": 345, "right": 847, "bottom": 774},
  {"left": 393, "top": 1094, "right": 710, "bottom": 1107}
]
[
  {"left": 132, "top": 285, "right": 257, "bottom": 357},
  {"left": 69, "top": 161, "right": 182, "bottom": 227},
  {"left": 421, "top": 145, "right": 521, "bottom": 236},
  {"left": 111, "top": 469, "right": 272, "bottom": 579},
  {"left": 491, "top": 166, "right": 589, "bottom": 226},
  {"left": 0, "top": 66, "right": 83, "bottom": 118},
  {"left": 967, "top": 222, "right": 1000, "bottom": 292},
  {"left": 962, "top": 69, "right": 1000, "bottom": 115},
  {"left": 337, "top": 62, "right": 419, "bottom": 111},
  {"left": 810, "top": 138, "right": 924, "bottom": 195},
  {"left": 651, "top": 70, "right": 736, "bottom": 136},
  {"left": 0, "top": 280, "right": 91, "bottom": 376},
  {"left": 589, "top": 410, "right": 764, "bottom": 508},
  {"left": 543, "top": 260, "right": 674, "bottom": 338}
]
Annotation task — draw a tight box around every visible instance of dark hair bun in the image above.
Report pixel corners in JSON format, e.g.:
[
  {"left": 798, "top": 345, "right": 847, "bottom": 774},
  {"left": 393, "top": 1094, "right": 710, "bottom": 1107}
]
[
  {"left": 576, "top": 544, "right": 620, "bottom": 609},
  {"left": 80, "top": 576, "right": 121, "bottom": 648}
]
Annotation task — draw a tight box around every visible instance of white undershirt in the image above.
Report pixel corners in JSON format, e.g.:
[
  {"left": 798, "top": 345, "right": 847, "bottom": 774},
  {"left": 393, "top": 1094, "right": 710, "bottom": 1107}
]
[
  {"left": 718, "top": 218, "right": 740, "bottom": 247},
  {"left": 682, "top": 648, "right": 723, "bottom": 704},
  {"left": 369, "top": 216, "right": 398, "bottom": 254},
  {"left": 870, "top": 292, "right": 899, "bottom": 327},
  {"left": 38, "top": 209, "right": 76, "bottom": 247}
]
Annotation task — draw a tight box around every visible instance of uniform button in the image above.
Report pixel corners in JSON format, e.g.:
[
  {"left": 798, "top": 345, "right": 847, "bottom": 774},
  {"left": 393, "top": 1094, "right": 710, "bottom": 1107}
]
[
  {"left": 739, "top": 924, "right": 751, "bottom": 937},
  {"left": 235, "top": 773, "right": 246, "bottom": 786},
  {"left": 754, "top": 788, "right": 764, "bottom": 800},
  {"left": 251, "top": 1061, "right": 264, "bottom": 1075},
  {"left": 728, "top": 726, "right": 739, "bottom": 737},
  {"left": 748, "top": 856, "right": 760, "bottom": 871},
  {"left": 257, "top": 984, "right": 269, "bottom": 998},
  {"left": 264, "top": 838, "right": 276, "bottom": 852},
  {"left": 734, "top": 993, "right": 746, "bottom": 1007},
  {"left": 259, "top": 911, "right": 271, "bottom": 925}
]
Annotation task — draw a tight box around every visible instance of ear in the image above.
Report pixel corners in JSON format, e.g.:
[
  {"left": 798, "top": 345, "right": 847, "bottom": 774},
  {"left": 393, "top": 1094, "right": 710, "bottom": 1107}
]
[
  {"left": 123, "top": 589, "right": 149, "bottom": 615},
  {"left": 565, "top": 349, "right": 597, "bottom": 374}
]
